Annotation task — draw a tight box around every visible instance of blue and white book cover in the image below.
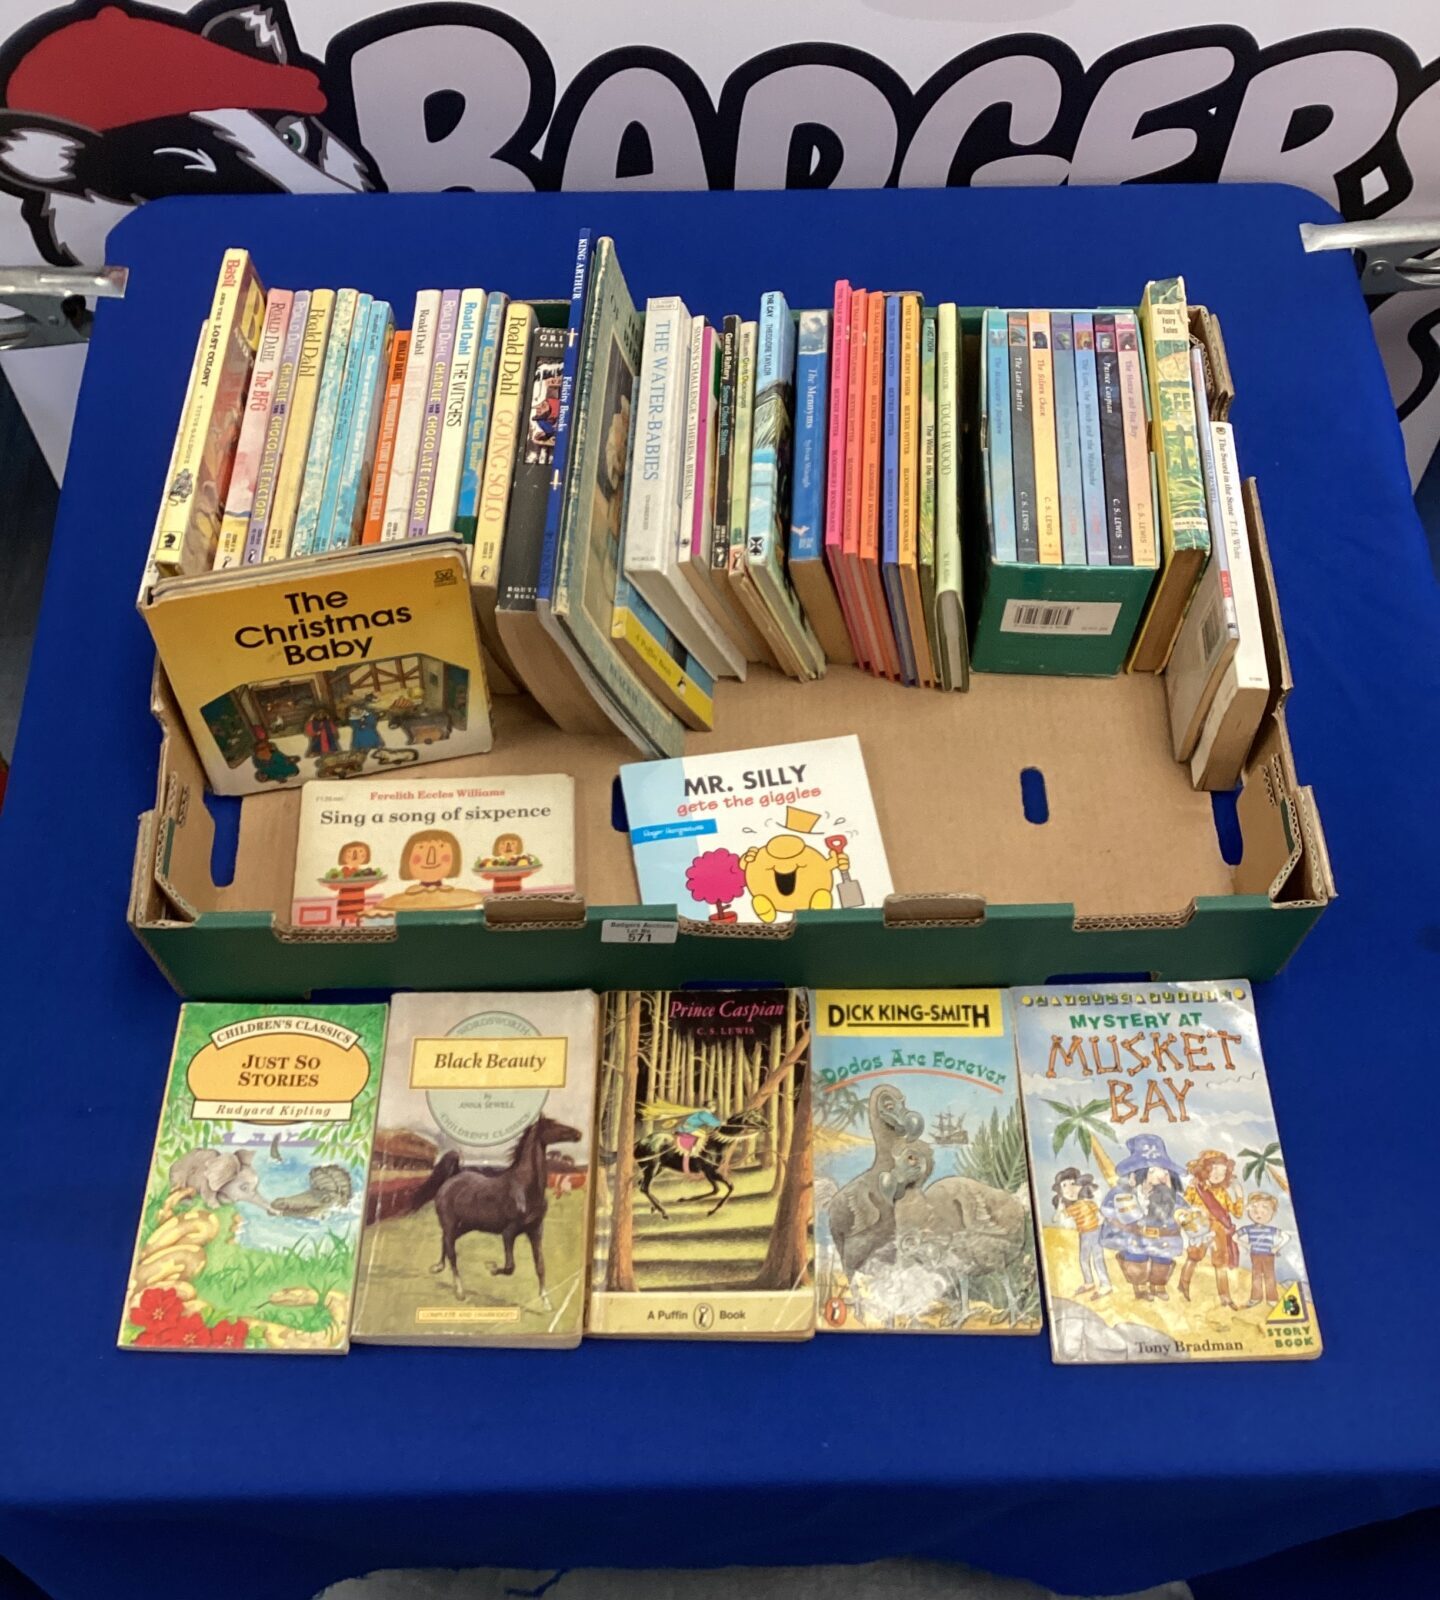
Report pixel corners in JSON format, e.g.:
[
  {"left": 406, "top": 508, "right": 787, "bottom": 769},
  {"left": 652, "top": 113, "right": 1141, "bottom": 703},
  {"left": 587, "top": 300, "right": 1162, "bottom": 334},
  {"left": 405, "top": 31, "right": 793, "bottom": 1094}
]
[
  {"left": 619, "top": 734, "right": 892, "bottom": 926},
  {"left": 1072, "top": 313, "right": 1109, "bottom": 566},
  {"left": 455, "top": 291, "right": 509, "bottom": 538},
  {"left": 983, "top": 309, "right": 1016, "bottom": 562},
  {"left": 328, "top": 300, "right": 393, "bottom": 548},
  {"left": 790, "top": 308, "right": 829, "bottom": 564},
  {"left": 881, "top": 295, "right": 915, "bottom": 684},
  {"left": 292, "top": 286, "right": 359, "bottom": 555},
  {"left": 313, "top": 291, "right": 373, "bottom": 551},
  {"left": 1051, "top": 312, "right": 1086, "bottom": 565},
  {"left": 746, "top": 290, "right": 796, "bottom": 570}
]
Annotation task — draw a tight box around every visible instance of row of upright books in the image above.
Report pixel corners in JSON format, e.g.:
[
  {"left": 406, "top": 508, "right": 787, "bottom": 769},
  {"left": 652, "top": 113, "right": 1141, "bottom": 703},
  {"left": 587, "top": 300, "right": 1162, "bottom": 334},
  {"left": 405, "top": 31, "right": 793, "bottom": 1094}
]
[{"left": 120, "top": 982, "right": 1318, "bottom": 1364}]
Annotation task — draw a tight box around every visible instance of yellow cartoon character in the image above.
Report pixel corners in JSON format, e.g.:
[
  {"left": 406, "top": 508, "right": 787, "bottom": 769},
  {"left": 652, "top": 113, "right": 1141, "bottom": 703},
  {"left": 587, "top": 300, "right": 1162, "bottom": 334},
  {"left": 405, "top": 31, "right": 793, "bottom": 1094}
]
[{"left": 740, "top": 806, "right": 848, "bottom": 923}]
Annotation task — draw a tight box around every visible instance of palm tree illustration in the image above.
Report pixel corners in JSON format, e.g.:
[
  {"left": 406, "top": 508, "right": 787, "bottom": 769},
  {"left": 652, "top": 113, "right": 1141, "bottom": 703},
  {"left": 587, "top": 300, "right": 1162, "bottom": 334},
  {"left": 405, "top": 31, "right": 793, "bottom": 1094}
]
[
  {"left": 1043, "top": 1097, "right": 1119, "bottom": 1182},
  {"left": 1239, "top": 1141, "right": 1290, "bottom": 1194}
]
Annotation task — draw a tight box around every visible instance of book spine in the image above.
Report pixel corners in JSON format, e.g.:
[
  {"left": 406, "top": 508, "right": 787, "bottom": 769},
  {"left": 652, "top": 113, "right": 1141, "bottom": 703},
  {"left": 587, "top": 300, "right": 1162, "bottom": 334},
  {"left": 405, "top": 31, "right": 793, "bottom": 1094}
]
[
  {"left": 899, "top": 293, "right": 932, "bottom": 685},
  {"left": 380, "top": 289, "right": 440, "bottom": 541},
  {"left": 983, "top": 309, "right": 1016, "bottom": 563},
  {"left": 330, "top": 301, "right": 393, "bottom": 548},
  {"left": 264, "top": 287, "right": 333, "bottom": 561},
  {"left": 625, "top": 297, "right": 688, "bottom": 579},
  {"left": 1008, "top": 312, "right": 1037, "bottom": 562},
  {"left": 244, "top": 287, "right": 306, "bottom": 564},
  {"left": 727, "top": 318, "right": 757, "bottom": 577},
  {"left": 474, "top": 303, "right": 535, "bottom": 591},
  {"left": 918, "top": 303, "right": 939, "bottom": 676},
  {"left": 498, "top": 321, "right": 567, "bottom": 610},
  {"left": 360, "top": 329, "right": 411, "bottom": 544},
  {"left": 1115, "top": 310, "right": 1158, "bottom": 567},
  {"left": 1072, "top": 313, "right": 1109, "bottom": 567},
  {"left": 691, "top": 324, "right": 717, "bottom": 562},
  {"left": 824, "top": 281, "right": 862, "bottom": 661},
  {"left": 1210, "top": 422, "right": 1264, "bottom": 677},
  {"left": 711, "top": 315, "right": 739, "bottom": 576},
  {"left": 678, "top": 316, "right": 706, "bottom": 564},
  {"left": 1190, "top": 346, "right": 1236, "bottom": 634},
  {"left": 313, "top": 291, "right": 373, "bottom": 551},
  {"left": 1051, "top": 311, "right": 1086, "bottom": 565},
  {"left": 1144, "top": 278, "right": 1209, "bottom": 554},
  {"left": 791, "top": 308, "right": 828, "bottom": 565},
  {"left": 538, "top": 230, "right": 595, "bottom": 608},
  {"left": 1029, "top": 309, "right": 1061, "bottom": 564},
  {"left": 610, "top": 573, "right": 716, "bottom": 732},
  {"left": 746, "top": 290, "right": 795, "bottom": 576},
  {"left": 143, "top": 320, "right": 207, "bottom": 588},
  {"left": 881, "top": 294, "right": 914, "bottom": 683},
  {"left": 430, "top": 287, "right": 485, "bottom": 535},
  {"left": 935, "top": 303, "right": 963, "bottom": 682},
  {"left": 455, "top": 291, "right": 509, "bottom": 541},
  {"left": 860, "top": 288, "right": 898, "bottom": 677},
  {"left": 841, "top": 289, "right": 877, "bottom": 672},
  {"left": 1095, "top": 314, "right": 1132, "bottom": 565},
  {"left": 291, "top": 286, "right": 359, "bottom": 556},
  {"left": 217, "top": 287, "right": 292, "bottom": 569},
  {"left": 410, "top": 287, "right": 460, "bottom": 537}
]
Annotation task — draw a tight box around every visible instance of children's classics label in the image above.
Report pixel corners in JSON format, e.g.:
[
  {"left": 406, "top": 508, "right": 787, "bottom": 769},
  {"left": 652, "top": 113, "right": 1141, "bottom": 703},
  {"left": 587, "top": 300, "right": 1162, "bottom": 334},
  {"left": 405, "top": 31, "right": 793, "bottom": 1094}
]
[{"left": 186, "top": 1015, "right": 370, "bottom": 1121}]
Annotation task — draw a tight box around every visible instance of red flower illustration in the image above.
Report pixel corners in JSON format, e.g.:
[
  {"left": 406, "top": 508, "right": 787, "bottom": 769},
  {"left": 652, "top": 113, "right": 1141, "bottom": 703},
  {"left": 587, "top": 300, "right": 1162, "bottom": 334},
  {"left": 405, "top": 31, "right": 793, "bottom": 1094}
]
[
  {"left": 127, "top": 1286, "right": 249, "bottom": 1349},
  {"left": 208, "top": 1319, "right": 249, "bottom": 1350},
  {"left": 129, "top": 1286, "right": 187, "bottom": 1335}
]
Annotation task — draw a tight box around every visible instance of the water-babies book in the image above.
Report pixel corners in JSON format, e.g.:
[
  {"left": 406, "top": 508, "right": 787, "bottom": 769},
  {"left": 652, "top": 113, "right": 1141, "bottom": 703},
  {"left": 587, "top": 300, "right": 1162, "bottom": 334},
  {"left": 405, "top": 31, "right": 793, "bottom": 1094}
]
[
  {"left": 618, "top": 734, "right": 891, "bottom": 925},
  {"left": 1015, "top": 980, "right": 1320, "bottom": 1364},
  {"left": 120, "top": 1002, "right": 386, "bottom": 1353}
]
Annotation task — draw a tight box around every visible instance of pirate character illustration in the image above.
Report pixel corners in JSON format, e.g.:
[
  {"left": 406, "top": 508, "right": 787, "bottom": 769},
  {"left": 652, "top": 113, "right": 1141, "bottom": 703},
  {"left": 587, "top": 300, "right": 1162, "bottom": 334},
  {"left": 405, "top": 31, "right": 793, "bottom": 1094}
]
[
  {"left": 1237, "top": 1191, "right": 1291, "bottom": 1309},
  {"left": 740, "top": 805, "right": 850, "bottom": 924},
  {"left": 1052, "top": 1167, "right": 1111, "bottom": 1298},
  {"left": 1181, "top": 1147, "right": 1244, "bottom": 1309},
  {"left": 1101, "top": 1134, "right": 1186, "bottom": 1301}
]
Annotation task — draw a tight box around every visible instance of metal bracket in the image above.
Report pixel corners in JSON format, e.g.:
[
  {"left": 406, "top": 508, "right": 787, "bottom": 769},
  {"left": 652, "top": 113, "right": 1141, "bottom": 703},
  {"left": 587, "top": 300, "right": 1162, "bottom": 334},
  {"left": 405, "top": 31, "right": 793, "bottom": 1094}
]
[
  {"left": 1300, "top": 220, "right": 1440, "bottom": 295},
  {"left": 0, "top": 265, "right": 128, "bottom": 351}
]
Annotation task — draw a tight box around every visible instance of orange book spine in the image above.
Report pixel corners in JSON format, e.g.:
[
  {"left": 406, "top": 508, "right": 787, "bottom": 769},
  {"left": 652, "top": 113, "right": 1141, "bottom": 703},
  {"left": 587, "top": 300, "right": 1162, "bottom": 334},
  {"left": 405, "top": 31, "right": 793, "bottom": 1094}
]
[
  {"left": 860, "top": 289, "right": 899, "bottom": 678},
  {"left": 841, "top": 289, "right": 875, "bottom": 673},
  {"left": 360, "top": 329, "right": 412, "bottom": 545}
]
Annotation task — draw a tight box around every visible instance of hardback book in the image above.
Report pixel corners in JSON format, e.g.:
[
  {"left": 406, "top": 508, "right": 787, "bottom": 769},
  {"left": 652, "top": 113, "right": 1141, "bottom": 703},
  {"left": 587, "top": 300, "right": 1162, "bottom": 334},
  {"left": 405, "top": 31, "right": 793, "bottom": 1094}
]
[
  {"left": 1094, "top": 314, "right": 1132, "bottom": 566},
  {"left": 380, "top": 289, "right": 440, "bottom": 542},
  {"left": 1071, "top": 313, "right": 1109, "bottom": 567},
  {"left": 291, "top": 771, "right": 575, "bottom": 927},
  {"left": 707, "top": 316, "right": 770, "bottom": 663},
  {"left": 1050, "top": 312, "right": 1087, "bottom": 566},
  {"left": 495, "top": 319, "right": 613, "bottom": 735},
  {"left": 1014, "top": 980, "right": 1320, "bottom": 1364},
  {"left": 610, "top": 568, "right": 716, "bottom": 731},
  {"left": 1029, "top": 310, "right": 1062, "bottom": 564},
  {"left": 842, "top": 288, "right": 881, "bottom": 672},
  {"left": 727, "top": 318, "right": 793, "bottom": 672},
  {"left": 543, "top": 237, "right": 687, "bottom": 757},
  {"left": 1189, "top": 428, "right": 1270, "bottom": 790},
  {"left": 1115, "top": 312, "right": 1158, "bottom": 568},
  {"left": 1007, "top": 313, "right": 1038, "bottom": 563},
  {"left": 455, "top": 292, "right": 509, "bottom": 542},
  {"left": 292, "top": 287, "right": 363, "bottom": 557},
  {"left": 266, "top": 288, "right": 334, "bottom": 560},
  {"left": 1130, "top": 277, "right": 1211, "bottom": 671},
  {"left": 917, "top": 305, "right": 940, "bottom": 680},
  {"left": 430, "top": 288, "right": 486, "bottom": 536},
  {"left": 324, "top": 299, "right": 394, "bottom": 551},
  {"left": 859, "top": 289, "right": 901, "bottom": 674},
  {"left": 811, "top": 988, "right": 1041, "bottom": 1335},
  {"left": 309, "top": 290, "right": 375, "bottom": 551},
  {"left": 881, "top": 294, "right": 915, "bottom": 684},
  {"left": 144, "top": 322, "right": 208, "bottom": 589},
  {"left": 150, "top": 248, "right": 266, "bottom": 576},
  {"left": 825, "top": 282, "right": 865, "bottom": 668},
  {"left": 536, "top": 234, "right": 593, "bottom": 625},
  {"left": 216, "top": 287, "right": 293, "bottom": 570},
  {"left": 353, "top": 990, "right": 599, "bottom": 1348},
  {"left": 409, "top": 288, "right": 461, "bottom": 538},
  {"left": 898, "top": 293, "right": 933, "bottom": 685},
  {"left": 789, "top": 307, "right": 853, "bottom": 665},
  {"left": 246, "top": 289, "right": 308, "bottom": 563},
  {"left": 141, "top": 537, "right": 493, "bottom": 795},
  {"left": 589, "top": 988, "right": 815, "bottom": 1340},
  {"left": 360, "top": 328, "right": 412, "bottom": 544},
  {"left": 933, "top": 303, "right": 969, "bottom": 691},
  {"left": 619, "top": 734, "right": 893, "bottom": 925},
  {"left": 982, "top": 310, "right": 1016, "bottom": 562},
  {"left": 119, "top": 1001, "right": 386, "bottom": 1353}
]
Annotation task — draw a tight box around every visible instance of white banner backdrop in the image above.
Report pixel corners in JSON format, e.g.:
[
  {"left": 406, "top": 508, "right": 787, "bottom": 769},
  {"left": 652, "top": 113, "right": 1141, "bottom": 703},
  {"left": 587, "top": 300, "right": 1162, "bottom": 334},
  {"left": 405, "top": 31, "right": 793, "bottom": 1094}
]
[{"left": 0, "top": 0, "right": 1437, "bottom": 482}]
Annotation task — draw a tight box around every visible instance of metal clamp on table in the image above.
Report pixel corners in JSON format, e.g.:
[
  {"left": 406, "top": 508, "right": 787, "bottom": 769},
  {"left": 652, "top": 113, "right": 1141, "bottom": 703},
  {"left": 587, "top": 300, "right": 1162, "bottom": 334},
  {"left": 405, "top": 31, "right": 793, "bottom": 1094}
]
[
  {"left": 1301, "top": 219, "right": 1440, "bottom": 294},
  {"left": 0, "top": 264, "right": 127, "bottom": 350}
]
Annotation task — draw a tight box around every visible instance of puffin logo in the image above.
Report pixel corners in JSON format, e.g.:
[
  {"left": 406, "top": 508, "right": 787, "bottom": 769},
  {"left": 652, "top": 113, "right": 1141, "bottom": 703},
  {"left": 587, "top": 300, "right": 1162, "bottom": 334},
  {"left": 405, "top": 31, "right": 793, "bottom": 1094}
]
[{"left": 0, "top": 0, "right": 378, "bottom": 265}]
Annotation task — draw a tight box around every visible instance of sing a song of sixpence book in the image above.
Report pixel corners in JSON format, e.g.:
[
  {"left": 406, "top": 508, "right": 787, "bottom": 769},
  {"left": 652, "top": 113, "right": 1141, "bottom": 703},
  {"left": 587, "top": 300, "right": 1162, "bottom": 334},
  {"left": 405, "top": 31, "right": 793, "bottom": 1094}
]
[
  {"left": 119, "top": 1002, "right": 386, "bottom": 1353},
  {"left": 1014, "top": 980, "right": 1320, "bottom": 1365},
  {"left": 589, "top": 989, "right": 814, "bottom": 1339},
  {"left": 618, "top": 734, "right": 891, "bottom": 925},
  {"left": 290, "top": 772, "right": 575, "bottom": 927},
  {"left": 353, "top": 991, "right": 600, "bottom": 1348}
]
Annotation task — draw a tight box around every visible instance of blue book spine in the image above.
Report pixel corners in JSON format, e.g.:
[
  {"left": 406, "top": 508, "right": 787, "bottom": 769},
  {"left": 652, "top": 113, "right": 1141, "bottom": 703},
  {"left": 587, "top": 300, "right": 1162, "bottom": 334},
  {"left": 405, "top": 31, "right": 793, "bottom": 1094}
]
[
  {"left": 789, "top": 308, "right": 829, "bottom": 563},
  {"left": 1051, "top": 312, "right": 1086, "bottom": 565},
  {"left": 454, "top": 292, "right": 508, "bottom": 540},
  {"left": 1072, "top": 313, "right": 1109, "bottom": 566},
  {"left": 756, "top": 289, "right": 796, "bottom": 393},
  {"left": 313, "top": 292, "right": 372, "bottom": 551},
  {"left": 984, "top": 310, "right": 1017, "bottom": 562},
  {"left": 881, "top": 294, "right": 915, "bottom": 685},
  {"left": 329, "top": 301, "right": 393, "bottom": 547},
  {"left": 537, "top": 229, "right": 593, "bottom": 610}
]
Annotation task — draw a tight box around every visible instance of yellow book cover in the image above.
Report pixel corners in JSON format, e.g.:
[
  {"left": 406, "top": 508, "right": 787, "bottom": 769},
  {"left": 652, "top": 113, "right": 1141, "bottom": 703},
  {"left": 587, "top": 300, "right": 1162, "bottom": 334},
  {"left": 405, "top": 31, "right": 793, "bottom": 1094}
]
[
  {"left": 1029, "top": 310, "right": 1061, "bottom": 564},
  {"left": 142, "top": 537, "right": 493, "bottom": 796},
  {"left": 151, "top": 248, "right": 266, "bottom": 576},
  {"left": 589, "top": 989, "right": 815, "bottom": 1341},
  {"left": 265, "top": 289, "right": 336, "bottom": 561},
  {"left": 897, "top": 293, "right": 934, "bottom": 686},
  {"left": 140, "top": 320, "right": 207, "bottom": 594},
  {"left": 610, "top": 605, "right": 715, "bottom": 731}
]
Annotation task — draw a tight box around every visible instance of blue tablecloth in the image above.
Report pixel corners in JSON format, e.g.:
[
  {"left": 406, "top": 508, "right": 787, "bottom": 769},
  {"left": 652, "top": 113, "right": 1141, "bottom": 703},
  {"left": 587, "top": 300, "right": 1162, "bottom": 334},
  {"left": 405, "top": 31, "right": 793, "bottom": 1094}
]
[{"left": 1, "top": 186, "right": 1437, "bottom": 1600}]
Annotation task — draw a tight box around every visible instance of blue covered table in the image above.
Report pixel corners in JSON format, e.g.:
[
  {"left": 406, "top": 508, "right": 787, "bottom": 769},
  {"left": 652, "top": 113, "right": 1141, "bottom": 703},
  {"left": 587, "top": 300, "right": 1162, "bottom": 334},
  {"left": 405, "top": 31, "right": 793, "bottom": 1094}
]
[{"left": 1, "top": 186, "right": 1437, "bottom": 1600}]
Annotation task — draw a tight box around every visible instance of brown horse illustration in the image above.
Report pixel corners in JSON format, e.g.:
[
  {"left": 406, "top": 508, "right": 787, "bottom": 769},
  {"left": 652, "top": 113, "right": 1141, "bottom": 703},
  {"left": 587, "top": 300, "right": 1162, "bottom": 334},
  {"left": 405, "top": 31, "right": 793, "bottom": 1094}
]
[{"left": 405, "top": 1114, "right": 581, "bottom": 1306}]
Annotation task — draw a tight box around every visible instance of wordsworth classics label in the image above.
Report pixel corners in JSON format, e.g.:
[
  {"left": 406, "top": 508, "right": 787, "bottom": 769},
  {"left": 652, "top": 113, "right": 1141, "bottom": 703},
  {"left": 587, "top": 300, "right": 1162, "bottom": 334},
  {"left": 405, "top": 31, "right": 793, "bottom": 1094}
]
[{"left": 1000, "top": 598, "right": 1122, "bottom": 636}]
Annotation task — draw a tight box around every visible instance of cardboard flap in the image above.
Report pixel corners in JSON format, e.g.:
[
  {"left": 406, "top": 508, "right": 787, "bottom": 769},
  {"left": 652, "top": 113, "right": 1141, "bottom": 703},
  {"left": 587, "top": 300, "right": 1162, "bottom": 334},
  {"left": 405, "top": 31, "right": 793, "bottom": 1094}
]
[
  {"left": 1293, "top": 784, "right": 1337, "bottom": 904},
  {"left": 148, "top": 665, "right": 217, "bottom": 919},
  {"left": 883, "top": 892, "right": 987, "bottom": 928},
  {"left": 1189, "top": 305, "right": 1234, "bottom": 420},
  {"left": 483, "top": 894, "right": 586, "bottom": 930},
  {"left": 1242, "top": 478, "right": 1293, "bottom": 725},
  {"left": 1234, "top": 715, "right": 1304, "bottom": 901}
]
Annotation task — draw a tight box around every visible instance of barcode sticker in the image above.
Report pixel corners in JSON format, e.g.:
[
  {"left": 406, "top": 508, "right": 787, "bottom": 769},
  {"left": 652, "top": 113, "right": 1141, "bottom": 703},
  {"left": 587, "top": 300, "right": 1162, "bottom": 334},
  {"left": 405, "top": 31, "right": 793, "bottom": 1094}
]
[{"left": 1000, "top": 598, "right": 1122, "bottom": 636}]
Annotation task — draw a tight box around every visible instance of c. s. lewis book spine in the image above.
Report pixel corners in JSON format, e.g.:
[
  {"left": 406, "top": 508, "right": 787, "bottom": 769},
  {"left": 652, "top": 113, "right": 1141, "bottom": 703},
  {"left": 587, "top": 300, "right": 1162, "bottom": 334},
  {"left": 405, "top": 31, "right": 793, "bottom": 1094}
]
[
  {"left": 1114, "top": 312, "right": 1157, "bottom": 568},
  {"left": 983, "top": 310, "right": 1016, "bottom": 563},
  {"left": 1071, "top": 313, "right": 1109, "bottom": 567},
  {"left": 538, "top": 230, "right": 594, "bottom": 611},
  {"left": 265, "top": 287, "right": 334, "bottom": 561},
  {"left": 588, "top": 989, "right": 815, "bottom": 1341},
  {"left": 360, "top": 328, "right": 411, "bottom": 545},
  {"left": 1007, "top": 313, "right": 1037, "bottom": 562},
  {"left": 244, "top": 287, "right": 307, "bottom": 564},
  {"left": 429, "top": 287, "right": 485, "bottom": 538},
  {"left": 217, "top": 286, "right": 293, "bottom": 570},
  {"left": 454, "top": 292, "right": 509, "bottom": 542},
  {"left": 380, "top": 289, "right": 440, "bottom": 541},
  {"left": 312, "top": 291, "right": 374, "bottom": 552},
  {"left": 1029, "top": 310, "right": 1061, "bottom": 565},
  {"left": 1050, "top": 312, "right": 1086, "bottom": 566},
  {"left": 291, "top": 286, "right": 360, "bottom": 556},
  {"left": 1094, "top": 314, "right": 1132, "bottom": 565},
  {"left": 409, "top": 288, "right": 460, "bottom": 537}
]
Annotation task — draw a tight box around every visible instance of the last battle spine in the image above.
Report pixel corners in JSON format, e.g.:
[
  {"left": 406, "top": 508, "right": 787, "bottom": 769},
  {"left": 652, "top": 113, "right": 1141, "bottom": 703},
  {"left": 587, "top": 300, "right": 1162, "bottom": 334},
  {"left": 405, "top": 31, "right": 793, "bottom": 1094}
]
[{"left": 1007, "top": 312, "right": 1038, "bottom": 562}]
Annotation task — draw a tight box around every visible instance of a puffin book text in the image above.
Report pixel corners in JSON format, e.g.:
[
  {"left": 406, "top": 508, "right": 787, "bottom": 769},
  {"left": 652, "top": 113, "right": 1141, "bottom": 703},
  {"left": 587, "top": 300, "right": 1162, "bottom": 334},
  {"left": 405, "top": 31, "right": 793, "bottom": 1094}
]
[
  {"left": 811, "top": 989, "right": 1040, "bottom": 1334},
  {"left": 119, "top": 1002, "right": 386, "bottom": 1353},
  {"left": 589, "top": 989, "right": 815, "bottom": 1339},
  {"left": 352, "top": 991, "right": 599, "bottom": 1348},
  {"left": 1015, "top": 980, "right": 1320, "bottom": 1364}
]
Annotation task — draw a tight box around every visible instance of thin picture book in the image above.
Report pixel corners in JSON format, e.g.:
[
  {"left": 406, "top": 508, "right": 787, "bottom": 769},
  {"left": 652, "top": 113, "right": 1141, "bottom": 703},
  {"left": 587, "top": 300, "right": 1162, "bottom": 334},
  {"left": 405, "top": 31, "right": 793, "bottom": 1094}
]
[
  {"left": 120, "top": 1002, "right": 386, "bottom": 1353},
  {"left": 589, "top": 989, "right": 814, "bottom": 1340},
  {"left": 1015, "top": 981, "right": 1320, "bottom": 1364},
  {"left": 812, "top": 989, "right": 1040, "bottom": 1335},
  {"left": 354, "top": 990, "right": 599, "bottom": 1348},
  {"left": 619, "top": 734, "right": 893, "bottom": 926}
]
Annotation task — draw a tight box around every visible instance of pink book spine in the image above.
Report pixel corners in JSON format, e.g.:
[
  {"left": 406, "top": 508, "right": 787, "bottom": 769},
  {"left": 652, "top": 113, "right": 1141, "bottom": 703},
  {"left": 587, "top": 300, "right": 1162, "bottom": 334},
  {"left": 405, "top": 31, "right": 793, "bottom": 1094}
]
[
  {"left": 823, "top": 279, "right": 860, "bottom": 644},
  {"left": 221, "top": 288, "right": 293, "bottom": 568},
  {"left": 691, "top": 323, "right": 716, "bottom": 558}
]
